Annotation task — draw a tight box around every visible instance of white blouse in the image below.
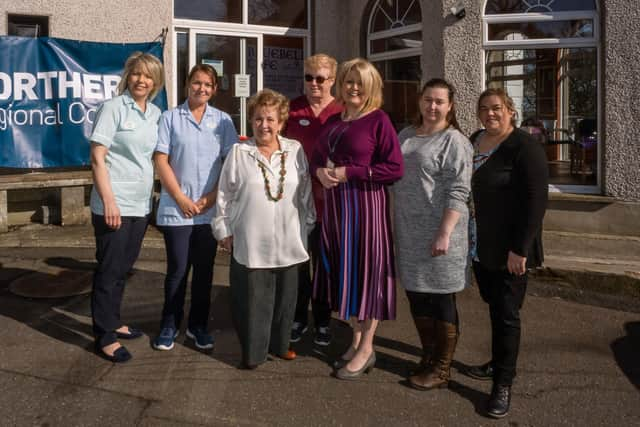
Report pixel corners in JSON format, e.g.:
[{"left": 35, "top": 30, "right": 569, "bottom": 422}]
[{"left": 213, "top": 136, "right": 316, "bottom": 269}]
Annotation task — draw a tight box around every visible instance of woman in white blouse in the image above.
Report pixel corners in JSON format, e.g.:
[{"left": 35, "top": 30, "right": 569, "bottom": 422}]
[{"left": 214, "top": 89, "right": 315, "bottom": 369}]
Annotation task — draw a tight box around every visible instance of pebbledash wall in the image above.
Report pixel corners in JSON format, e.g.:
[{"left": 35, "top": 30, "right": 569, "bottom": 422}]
[
  {"left": 1, "top": 0, "right": 639, "bottom": 202},
  {"left": 315, "top": 0, "right": 640, "bottom": 202},
  {"left": 0, "top": 0, "right": 174, "bottom": 106}
]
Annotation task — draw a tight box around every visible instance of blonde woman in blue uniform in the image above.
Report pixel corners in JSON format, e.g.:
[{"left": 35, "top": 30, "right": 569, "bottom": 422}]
[{"left": 90, "top": 52, "right": 164, "bottom": 363}]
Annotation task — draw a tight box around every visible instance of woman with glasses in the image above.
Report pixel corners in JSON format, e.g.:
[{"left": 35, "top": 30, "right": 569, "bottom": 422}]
[
  {"left": 152, "top": 64, "right": 237, "bottom": 352},
  {"left": 285, "top": 54, "right": 343, "bottom": 347},
  {"left": 466, "top": 88, "right": 548, "bottom": 418},
  {"left": 310, "top": 58, "right": 403, "bottom": 380}
]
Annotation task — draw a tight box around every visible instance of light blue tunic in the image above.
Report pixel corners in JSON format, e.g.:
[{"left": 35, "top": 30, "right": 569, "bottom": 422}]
[
  {"left": 155, "top": 101, "right": 238, "bottom": 226},
  {"left": 89, "top": 91, "right": 161, "bottom": 217}
]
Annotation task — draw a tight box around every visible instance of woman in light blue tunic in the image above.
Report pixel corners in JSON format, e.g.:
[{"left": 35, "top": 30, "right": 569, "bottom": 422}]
[
  {"left": 152, "top": 64, "right": 237, "bottom": 351},
  {"left": 90, "top": 52, "right": 164, "bottom": 363},
  {"left": 393, "top": 78, "right": 472, "bottom": 390}
]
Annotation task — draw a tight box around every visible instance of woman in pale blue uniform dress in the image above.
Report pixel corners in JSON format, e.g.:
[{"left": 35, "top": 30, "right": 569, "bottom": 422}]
[
  {"left": 89, "top": 52, "right": 164, "bottom": 363},
  {"left": 152, "top": 64, "right": 237, "bottom": 351}
]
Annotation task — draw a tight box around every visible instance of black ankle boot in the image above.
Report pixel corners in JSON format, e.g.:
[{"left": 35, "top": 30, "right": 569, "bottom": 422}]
[{"left": 487, "top": 384, "right": 511, "bottom": 418}]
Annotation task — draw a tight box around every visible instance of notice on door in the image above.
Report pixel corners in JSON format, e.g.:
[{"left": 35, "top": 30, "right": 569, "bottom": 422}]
[
  {"left": 234, "top": 74, "right": 250, "bottom": 97},
  {"left": 248, "top": 45, "right": 303, "bottom": 99}
]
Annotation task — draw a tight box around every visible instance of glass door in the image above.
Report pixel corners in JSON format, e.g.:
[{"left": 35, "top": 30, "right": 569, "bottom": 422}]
[{"left": 176, "top": 31, "right": 261, "bottom": 136}]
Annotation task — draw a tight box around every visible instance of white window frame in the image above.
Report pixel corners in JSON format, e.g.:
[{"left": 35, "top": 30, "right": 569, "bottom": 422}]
[
  {"left": 366, "top": 1, "right": 422, "bottom": 63},
  {"left": 171, "top": 1, "right": 311, "bottom": 134},
  {"left": 482, "top": 1, "right": 601, "bottom": 194}
]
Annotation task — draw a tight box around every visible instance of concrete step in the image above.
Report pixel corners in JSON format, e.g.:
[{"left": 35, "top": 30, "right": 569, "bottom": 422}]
[{"left": 543, "top": 230, "right": 640, "bottom": 262}]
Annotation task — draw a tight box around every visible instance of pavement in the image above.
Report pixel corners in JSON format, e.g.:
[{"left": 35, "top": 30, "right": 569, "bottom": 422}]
[{"left": 0, "top": 224, "right": 639, "bottom": 426}]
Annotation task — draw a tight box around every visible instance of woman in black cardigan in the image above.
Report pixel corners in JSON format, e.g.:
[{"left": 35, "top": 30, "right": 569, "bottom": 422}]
[{"left": 466, "top": 88, "right": 548, "bottom": 418}]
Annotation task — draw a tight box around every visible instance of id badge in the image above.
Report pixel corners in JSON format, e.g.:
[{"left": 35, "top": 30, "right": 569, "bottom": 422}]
[{"left": 326, "top": 158, "right": 335, "bottom": 169}]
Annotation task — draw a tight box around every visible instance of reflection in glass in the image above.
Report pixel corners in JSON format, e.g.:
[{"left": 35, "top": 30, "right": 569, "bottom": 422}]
[
  {"left": 176, "top": 33, "right": 189, "bottom": 105},
  {"left": 489, "top": 20, "right": 593, "bottom": 40},
  {"left": 485, "top": 0, "right": 596, "bottom": 14},
  {"left": 196, "top": 35, "right": 257, "bottom": 133},
  {"left": 370, "top": 31, "right": 422, "bottom": 54},
  {"left": 486, "top": 47, "right": 597, "bottom": 185},
  {"left": 249, "top": 0, "right": 307, "bottom": 28},
  {"left": 174, "top": 0, "right": 241, "bottom": 23},
  {"left": 374, "top": 56, "right": 421, "bottom": 131}
]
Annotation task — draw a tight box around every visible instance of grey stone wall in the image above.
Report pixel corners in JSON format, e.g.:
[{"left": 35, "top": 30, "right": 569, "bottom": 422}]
[
  {"left": 441, "top": 0, "right": 483, "bottom": 136},
  {"left": 0, "top": 0, "right": 174, "bottom": 102},
  {"left": 602, "top": 0, "right": 640, "bottom": 200}
]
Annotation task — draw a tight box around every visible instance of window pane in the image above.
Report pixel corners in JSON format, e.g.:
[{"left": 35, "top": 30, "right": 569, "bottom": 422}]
[
  {"left": 196, "top": 35, "right": 242, "bottom": 130},
  {"left": 176, "top": 33, "right": 189, "bottom": 105},
  {"left": 249, "top": 0, "right": 307, "bottom": 28},
  {"left": 8, "top": 14, "right": 49, "bottom": 37},
  {"left": 374, "top": 56, "right": 421, "bottom": 131},
  {"left": 174, "top": 0, "right": 241, "bottom": 23},
  {"left": 370, "top": 31, "right": 422, "bottom": 54},
  {"left": 486, "top": 47, "right": 598, "bottom": 186},
  {"left": 261, "top": 36, "right": 304, "bottom": 99},
  {"left": 485, "top": 0, "right": 596, "bottom": 14},
  {"left": 489, "top": 20, "right": 593, "bottom": 40},
  {"left": 371, "top": 0, "right": 421, "bottom": 32}
]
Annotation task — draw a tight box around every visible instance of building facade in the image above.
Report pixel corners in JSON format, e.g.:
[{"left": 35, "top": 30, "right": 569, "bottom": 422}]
[{"left": 1, "top": 0, "right": 639, "bottom": 201}]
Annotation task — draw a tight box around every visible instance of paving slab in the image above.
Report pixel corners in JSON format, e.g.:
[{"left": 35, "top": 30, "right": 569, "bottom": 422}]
[{"left": 0, "top": 244, "right": 639, "bottom": 426}]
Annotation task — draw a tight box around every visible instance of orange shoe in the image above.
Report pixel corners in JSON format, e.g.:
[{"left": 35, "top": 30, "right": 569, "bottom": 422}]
[{"left": 277, "top": 349, "right": 297, "bottom": 361}]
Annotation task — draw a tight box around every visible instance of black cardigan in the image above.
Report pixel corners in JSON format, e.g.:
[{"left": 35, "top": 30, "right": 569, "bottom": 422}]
[{"left": 471, "top": 128, "right": 549, "bottom": 270}]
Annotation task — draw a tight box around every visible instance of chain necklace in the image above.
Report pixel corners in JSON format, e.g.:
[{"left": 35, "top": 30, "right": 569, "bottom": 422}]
[{"left": 257, "top": 151, "right": 287, "bottom": 202}]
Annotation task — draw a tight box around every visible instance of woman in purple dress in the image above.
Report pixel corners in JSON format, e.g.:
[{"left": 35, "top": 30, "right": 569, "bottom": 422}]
[{"left": 310, "top": 58, "right": 404, "bottom": 380}]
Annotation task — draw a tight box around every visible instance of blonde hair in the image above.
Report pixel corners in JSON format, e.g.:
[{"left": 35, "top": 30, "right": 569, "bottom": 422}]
[
  {"left": 335, "top": 58, "right": 383, "bottom": 114},
  {"left": 247, "top": 89, "right": 290, "bottom": 123},
  {"left": 117, "top": 51, "right": 165, "bottom": 100},
  {"left": 304, "top": 53, "right": 338, "bottom": 77}
]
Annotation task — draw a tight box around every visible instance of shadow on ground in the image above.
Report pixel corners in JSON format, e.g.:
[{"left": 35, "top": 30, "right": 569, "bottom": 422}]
[{"left": 611, "top": 321, "right": 640, "bottom": 390}]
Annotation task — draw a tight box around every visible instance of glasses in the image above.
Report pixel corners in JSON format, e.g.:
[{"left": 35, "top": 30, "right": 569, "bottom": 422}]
[{"left": 304, "top": 74, "right": 331, "bottom": 84}]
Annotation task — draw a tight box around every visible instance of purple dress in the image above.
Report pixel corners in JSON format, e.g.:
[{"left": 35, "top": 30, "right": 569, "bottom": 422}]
[{"left": 310, "top": 109, "right": 404, "bottom": 320}]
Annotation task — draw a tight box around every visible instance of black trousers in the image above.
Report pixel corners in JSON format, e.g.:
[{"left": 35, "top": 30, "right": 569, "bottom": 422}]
[
  {"left": 91, "top": 214, "right": 148, "bottom": 347},
  {"left": 405, "top": 291, "right": 459, "bottom": 325},
  {"left": 230, "top": 257, "right": 299, "bottom": 366},
  {"left": 159, "top": 224, "right": 217, "bottom": 331},
  {"left": 473, "top": 261, "right": 528, "bottom": 386},
  {"left": 294, "top": 223, "right": 331, "bottom": 328}
]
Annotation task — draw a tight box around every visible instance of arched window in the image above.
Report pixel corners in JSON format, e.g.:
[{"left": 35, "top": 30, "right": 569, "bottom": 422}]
[
  {"left": 483, "top": 0, "right": 599, "bottom": 190},
  {"left": 366, "top": 0, "right": 422, "bottom": 130}
]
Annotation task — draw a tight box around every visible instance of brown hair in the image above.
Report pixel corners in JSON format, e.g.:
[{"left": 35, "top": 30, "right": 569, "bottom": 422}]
[
  {"left": 335, "top": 58, "right": 383, "bottom": 114},
  {"left": 304, "top": 53, "right": 338, "bottom": 78},
  {"left": 477, "top": 87, "right": 518, "bottom": 126},
  {"left": 117, "top": 51, "right": 165, "bottom": 100},
  {"left": 412, "top": 78, "right": 461, "bottom": 132},
  {"left": 247, "top": 89, "right": 290, "bottom": 123},
  {"left": 186, "top": 63, "right": 218, "bottom": 88}
]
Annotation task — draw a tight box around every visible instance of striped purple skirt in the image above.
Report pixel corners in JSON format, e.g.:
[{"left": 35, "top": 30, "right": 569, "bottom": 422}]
[{"left": 313, "top": 180, "right": 396, "bottom": 321}]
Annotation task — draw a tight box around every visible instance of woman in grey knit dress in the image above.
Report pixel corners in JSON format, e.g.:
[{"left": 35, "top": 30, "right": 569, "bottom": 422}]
[{"left": 393, "top": 78, "right": 472, "bottom": 390}]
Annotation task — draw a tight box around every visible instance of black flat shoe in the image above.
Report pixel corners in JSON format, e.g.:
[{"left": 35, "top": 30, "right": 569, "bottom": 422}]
[
  {"left": 95, "top": 343, "right": 132, "bottom": 363},
  {"left": 466, "top": 361, "right": 494, "bottom": 381},
  {"left": 116, "top": 327, "right": 144, "bottom": 340}
]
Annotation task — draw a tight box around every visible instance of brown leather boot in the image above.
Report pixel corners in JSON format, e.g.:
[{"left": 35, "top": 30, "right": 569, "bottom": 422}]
[
  {"left": 409, "top": 321, "right": 458, "bottom": 390},
  {"left": 410, "top": 316, "right": 436, "bottom": 375}
]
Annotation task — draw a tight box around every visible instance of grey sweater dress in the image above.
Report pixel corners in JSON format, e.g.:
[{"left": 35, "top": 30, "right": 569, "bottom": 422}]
[{"left": 392, "top": 126, "right": 473, "bottom": 293}]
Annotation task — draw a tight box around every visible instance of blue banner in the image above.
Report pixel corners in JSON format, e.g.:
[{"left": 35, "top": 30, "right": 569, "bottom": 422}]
[{"left": 0, "top": 37, "right": 167, "bottom": 168}]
